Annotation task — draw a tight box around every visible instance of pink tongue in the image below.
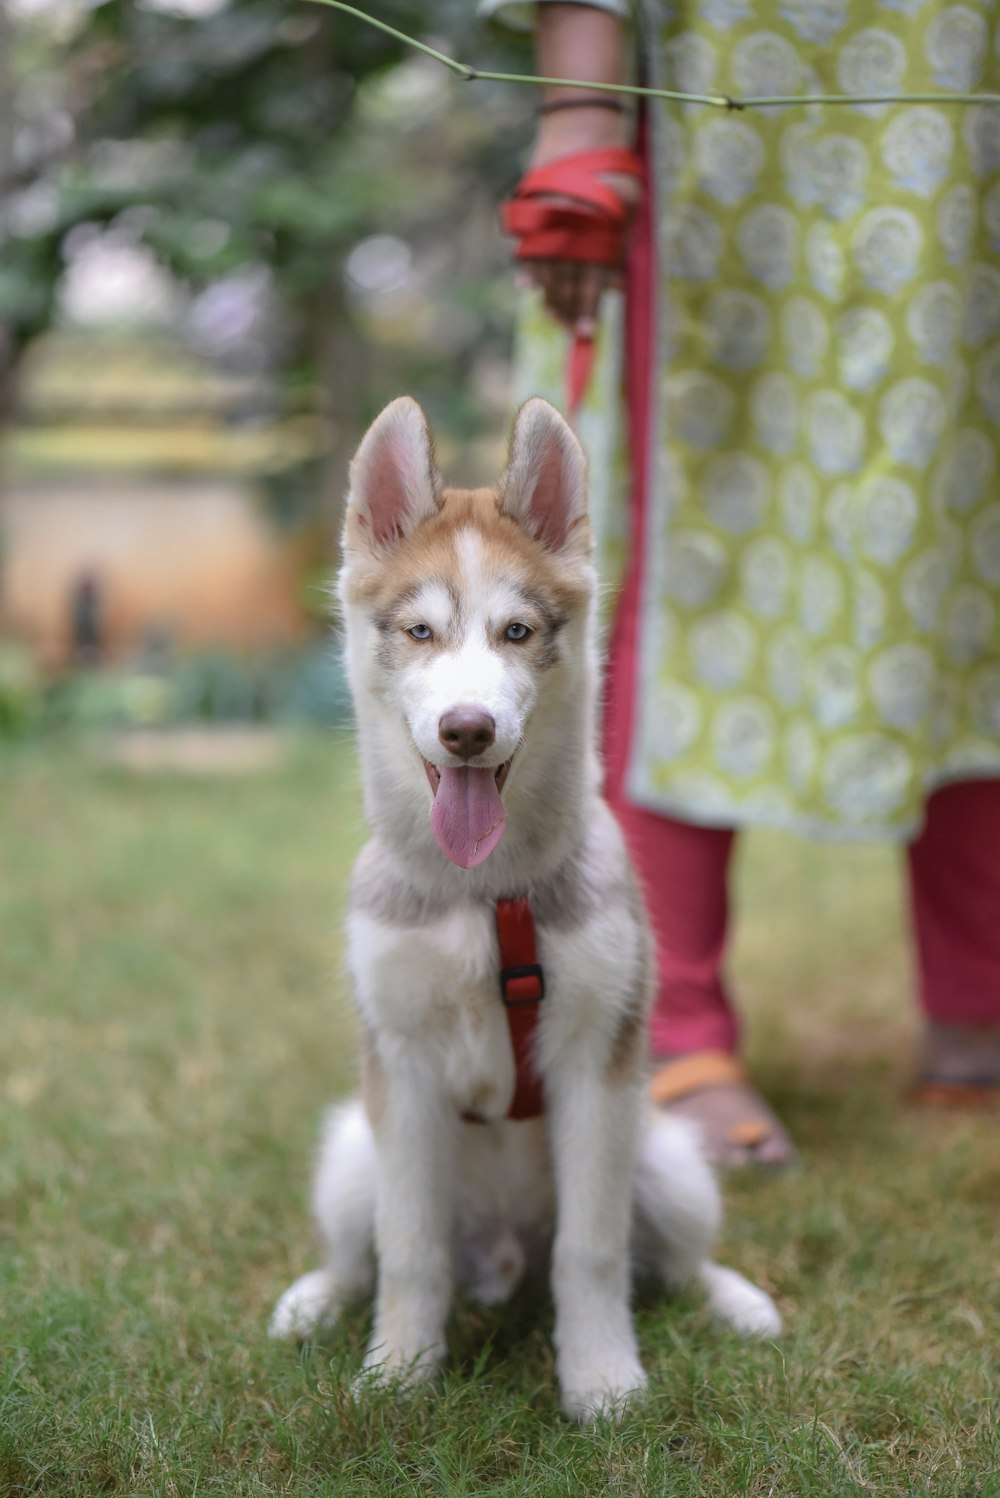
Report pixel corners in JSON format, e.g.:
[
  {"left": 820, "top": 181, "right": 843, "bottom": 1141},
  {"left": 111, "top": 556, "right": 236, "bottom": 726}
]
[{"left": 430, "top": 766, "right": 506, "bottom": 868}]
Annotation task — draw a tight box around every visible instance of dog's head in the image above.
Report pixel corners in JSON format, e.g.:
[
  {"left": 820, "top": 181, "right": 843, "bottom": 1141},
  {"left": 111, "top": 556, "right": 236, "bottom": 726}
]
[{"left": 338, "top": 396, "right": 595, "bottom": 869}]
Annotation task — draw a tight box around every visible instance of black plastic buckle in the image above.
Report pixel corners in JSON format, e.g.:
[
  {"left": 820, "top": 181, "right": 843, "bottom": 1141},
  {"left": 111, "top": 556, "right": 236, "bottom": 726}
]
[{"left": 500, "top": 963, "right": 545, "bottom": 1006}]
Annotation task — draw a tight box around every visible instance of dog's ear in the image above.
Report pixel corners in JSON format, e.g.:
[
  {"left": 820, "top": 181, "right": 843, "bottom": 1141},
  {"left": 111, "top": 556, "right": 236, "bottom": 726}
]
[
  {"left": 497, "top": 398, "right": 589, "bottom": 554},
  {"left": 346, "top": 397, "right": 442, "bottom": 549}
]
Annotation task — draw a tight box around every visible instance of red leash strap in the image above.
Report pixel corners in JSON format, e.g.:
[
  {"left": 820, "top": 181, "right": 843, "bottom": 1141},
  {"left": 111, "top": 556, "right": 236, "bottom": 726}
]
[
  {"left": 501, "top": 146, "right": 645, "bottom": 417},
  {"left": 495, "top": 896, "right": 546, "bottom": 1120},
  {"left": 501, "top": 148, "right": 643, "bottom": 266},
  {"left": 566, "top": 336, "right": 596, "bottom": 418}
]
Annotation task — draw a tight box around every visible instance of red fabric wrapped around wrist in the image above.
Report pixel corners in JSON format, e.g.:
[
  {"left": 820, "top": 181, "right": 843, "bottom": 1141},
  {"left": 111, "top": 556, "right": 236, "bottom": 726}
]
[
  {"left": 501, "top": 147, "right": 644, "bottom": 266},
  {"left": 501, "top": 147, "right": 644, "bottom": 414}
]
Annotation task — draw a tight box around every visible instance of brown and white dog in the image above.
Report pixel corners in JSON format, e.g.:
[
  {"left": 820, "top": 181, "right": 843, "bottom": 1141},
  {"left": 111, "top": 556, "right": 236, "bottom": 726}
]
[{"left": 269, "top": 397, "right": 780, "bottom": 1421}]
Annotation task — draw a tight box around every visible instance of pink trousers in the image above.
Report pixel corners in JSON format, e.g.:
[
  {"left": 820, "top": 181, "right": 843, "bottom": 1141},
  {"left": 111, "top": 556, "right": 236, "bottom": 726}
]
[{"left": 603, "top": 562, "right": 1000, "bottom": 1056}]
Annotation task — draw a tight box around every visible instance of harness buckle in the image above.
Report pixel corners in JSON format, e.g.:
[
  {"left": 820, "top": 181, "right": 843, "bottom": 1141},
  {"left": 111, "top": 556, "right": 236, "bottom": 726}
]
[{"left": 500, "top": 963, "right": 545, "bottom": 1006}]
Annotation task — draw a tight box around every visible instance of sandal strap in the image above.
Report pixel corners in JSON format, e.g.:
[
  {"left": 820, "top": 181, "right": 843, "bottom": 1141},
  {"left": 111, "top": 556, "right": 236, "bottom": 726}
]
[
  {"left": 910, "top": 1078, "right": 1000, "bottom": 1110},
  {"left": 648, "top": 1049, "right": 748, "bottom": 1107}
]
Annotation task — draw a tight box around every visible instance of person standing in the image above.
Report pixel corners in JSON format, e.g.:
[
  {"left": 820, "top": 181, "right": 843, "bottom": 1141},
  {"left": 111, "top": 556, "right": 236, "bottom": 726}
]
[{"left": 491, "top": 0, "right": 1000, "bottom": 1163}]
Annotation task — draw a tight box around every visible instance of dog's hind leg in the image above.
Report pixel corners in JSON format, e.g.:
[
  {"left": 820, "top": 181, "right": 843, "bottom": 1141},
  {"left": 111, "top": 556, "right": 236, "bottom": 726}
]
[
  {"left": 269, "top": 1101, "right": 376, "bottom": 1341},
  {"left": 633, "top": 1111, "right": 781, "bottom": 1339},
  {"left": 633, "top": 1111, "right": 723, "bottom": 1287}
]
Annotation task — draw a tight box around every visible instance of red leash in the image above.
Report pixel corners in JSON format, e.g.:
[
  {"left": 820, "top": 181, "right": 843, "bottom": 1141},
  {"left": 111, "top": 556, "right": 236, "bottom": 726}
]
[
  {"left": 502, "top": 148, "right": 641, "bottom": 265},
  {"left": 501, "top": 146, "right": 644, "bottom": 416}
]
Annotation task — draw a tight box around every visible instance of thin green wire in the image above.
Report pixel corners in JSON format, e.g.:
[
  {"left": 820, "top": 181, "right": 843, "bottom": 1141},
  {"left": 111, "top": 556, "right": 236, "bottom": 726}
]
[{"left": 307, "top": 0, "right": 1000, "bottom": 110}]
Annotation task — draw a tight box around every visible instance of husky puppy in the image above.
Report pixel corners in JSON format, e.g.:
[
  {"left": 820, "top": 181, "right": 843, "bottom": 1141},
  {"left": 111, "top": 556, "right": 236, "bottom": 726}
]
[{"left": 270, "top": 397, "right": 780, "bottom": 1421}]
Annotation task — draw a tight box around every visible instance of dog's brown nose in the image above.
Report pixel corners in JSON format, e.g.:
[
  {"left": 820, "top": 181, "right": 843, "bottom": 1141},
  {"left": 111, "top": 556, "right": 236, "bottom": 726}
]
[{"left": 438, "top": 707, "right": 496, "bottom": 760}]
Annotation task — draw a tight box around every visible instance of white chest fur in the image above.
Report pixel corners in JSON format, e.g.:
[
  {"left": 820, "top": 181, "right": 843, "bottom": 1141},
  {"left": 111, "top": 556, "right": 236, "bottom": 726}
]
[
  {"left": 347, "top": 903, "right": 517, "bottom": 1121},
  {"left": 346, "top": 877, "right": 646, "bottom": 1127}
]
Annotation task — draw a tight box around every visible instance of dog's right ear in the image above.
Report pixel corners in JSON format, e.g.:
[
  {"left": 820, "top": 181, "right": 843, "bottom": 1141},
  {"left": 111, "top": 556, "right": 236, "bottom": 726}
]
[
  {"left": 345, "top": 397, "right": 442, "bottom": 550},
  {"left": 497, "top": 398, "right": 589, "bottom": 555}
]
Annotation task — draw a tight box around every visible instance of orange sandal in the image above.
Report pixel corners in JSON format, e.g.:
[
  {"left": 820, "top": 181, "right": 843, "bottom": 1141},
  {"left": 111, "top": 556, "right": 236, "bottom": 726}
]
[
  {"left": 649, "top": 1050, "right": 795, "bottom": 1166},
  {"left": 501, "top": 147, "right": 644, "bottom": 413},
  {"left": 910, "top": 1078, "right": 1000, "bottom": 1110}
]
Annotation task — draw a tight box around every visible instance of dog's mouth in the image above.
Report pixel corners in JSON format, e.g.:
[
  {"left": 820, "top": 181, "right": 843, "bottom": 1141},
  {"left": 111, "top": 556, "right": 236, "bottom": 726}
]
[{"left": 422, "top": 756, "right": 514, "bottom": 869}]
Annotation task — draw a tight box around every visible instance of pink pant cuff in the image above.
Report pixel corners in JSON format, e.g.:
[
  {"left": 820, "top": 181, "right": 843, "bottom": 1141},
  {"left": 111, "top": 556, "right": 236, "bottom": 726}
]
[{"left": 649, "top": 1008, "right": 739, "bottom": 1059}]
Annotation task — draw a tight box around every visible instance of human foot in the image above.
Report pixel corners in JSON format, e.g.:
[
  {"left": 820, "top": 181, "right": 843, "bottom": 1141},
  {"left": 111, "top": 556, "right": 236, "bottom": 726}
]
[
  {"left": 649, "top": 1050, "right": 796, "bottom": 1168},
  {"left": 911, "top": 1022, "right": 1000, "bottom": 1107}
]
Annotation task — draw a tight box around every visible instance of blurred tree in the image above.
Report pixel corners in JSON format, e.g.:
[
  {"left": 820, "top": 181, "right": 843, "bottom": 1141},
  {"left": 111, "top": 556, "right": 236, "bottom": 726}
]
[{"left": 1, "top": 0, "right": 531, "bottom": 485}]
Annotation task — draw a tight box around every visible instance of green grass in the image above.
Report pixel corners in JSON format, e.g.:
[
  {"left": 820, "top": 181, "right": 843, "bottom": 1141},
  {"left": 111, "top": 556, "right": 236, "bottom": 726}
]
[{"left": 1, "top": 738, "right": 997, "bottom": 1497}]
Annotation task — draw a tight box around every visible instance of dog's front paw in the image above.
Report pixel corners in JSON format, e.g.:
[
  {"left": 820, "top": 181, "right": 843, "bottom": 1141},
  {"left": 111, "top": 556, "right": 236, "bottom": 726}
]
[
  {"left": 357, "top": 1335, "right": 445, "bottom": 1393},
  {"left": 268, "top": 1269, "right": 340, "bottom": 1341},
  {"left": 558, "top": 1352, "right": 648, "bottom": 1424}
]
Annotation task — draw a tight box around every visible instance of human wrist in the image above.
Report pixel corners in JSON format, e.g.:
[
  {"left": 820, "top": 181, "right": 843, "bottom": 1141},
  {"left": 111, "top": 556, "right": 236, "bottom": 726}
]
[
  {"left": 532, "top": 106, "right": 629, "bottom": 164},
  {"left": 534, "top": 4, "right": 626, "bottom": 159}
]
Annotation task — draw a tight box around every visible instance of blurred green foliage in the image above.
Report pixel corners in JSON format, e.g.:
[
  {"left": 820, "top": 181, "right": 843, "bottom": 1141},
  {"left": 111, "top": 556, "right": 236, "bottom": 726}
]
[
  {"left": 0, "top": 639, "right": 350, "bottom": 739},
  {"left": 2, "top": 3, "right": 535, "bottom": 673},
  {"left": 0, "top": 643, "right": 45, "bottom": 737},
  {"left": 1, "top": 0, "right": 532, "bottom": 444}
]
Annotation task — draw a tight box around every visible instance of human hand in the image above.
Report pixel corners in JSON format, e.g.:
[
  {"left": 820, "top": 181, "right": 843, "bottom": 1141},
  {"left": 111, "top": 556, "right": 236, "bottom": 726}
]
[{"left": 518, "top": 105, "right": 642, "bottom": 337}]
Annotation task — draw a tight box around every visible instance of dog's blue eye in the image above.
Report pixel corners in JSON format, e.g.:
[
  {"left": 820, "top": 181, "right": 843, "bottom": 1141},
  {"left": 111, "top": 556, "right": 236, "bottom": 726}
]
[
  {"left": 505, "top": 622, "right": 531, "bottom": 642},
  {"left": 407, "top": 624, "right": 432, "bottom": 641}
]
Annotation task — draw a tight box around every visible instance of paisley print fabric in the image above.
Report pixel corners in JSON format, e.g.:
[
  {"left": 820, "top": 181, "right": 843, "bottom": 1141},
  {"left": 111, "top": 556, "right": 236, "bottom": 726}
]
[{"left": 500, "top": 0, "right": 1000, "bottom": 839}]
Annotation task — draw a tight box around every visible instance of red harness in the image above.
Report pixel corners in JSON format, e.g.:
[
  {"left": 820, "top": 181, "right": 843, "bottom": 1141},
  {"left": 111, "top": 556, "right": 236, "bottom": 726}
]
[{"left": 468, "top": 896, "right": 546, "bottom": 1122}]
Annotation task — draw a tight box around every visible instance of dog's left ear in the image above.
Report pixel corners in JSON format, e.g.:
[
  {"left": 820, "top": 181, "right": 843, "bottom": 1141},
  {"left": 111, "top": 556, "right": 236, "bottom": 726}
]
[{"left": 497, "top": 398, "right": 589, "bottom": 554}]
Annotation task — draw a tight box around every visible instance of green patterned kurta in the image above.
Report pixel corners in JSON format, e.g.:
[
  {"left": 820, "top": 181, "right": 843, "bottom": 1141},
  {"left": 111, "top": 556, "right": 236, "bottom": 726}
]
[{"left": 496, "top": 0, "right": 1000, "bottom": 840}]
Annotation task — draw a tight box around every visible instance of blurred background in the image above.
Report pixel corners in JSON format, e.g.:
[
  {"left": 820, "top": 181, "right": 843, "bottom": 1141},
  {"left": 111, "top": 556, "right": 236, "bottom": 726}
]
[{"left": 0, "top": 0, "right": 531, "bottom": 746}]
